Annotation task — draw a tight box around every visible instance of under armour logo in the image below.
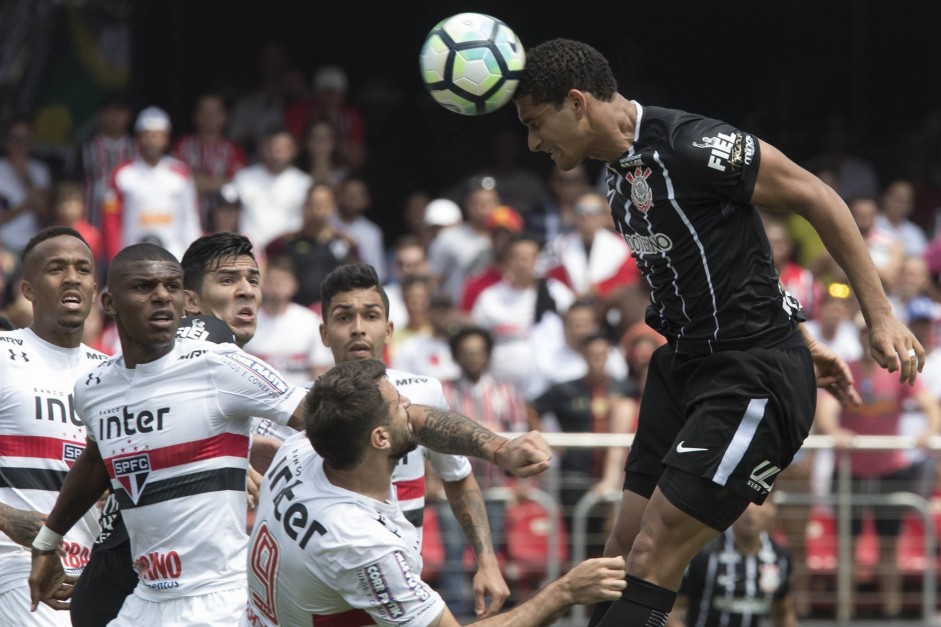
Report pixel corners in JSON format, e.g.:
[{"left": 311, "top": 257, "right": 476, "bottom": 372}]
[
  {"left": 8, "top": 349, "right": 28, "bottom": 362},
  {"left": 86, "top": 372, "right": 101, "bottom": 385}
]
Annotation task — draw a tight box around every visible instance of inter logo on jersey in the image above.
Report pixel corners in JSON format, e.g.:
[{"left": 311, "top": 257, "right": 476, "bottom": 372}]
[{"left": 113, "top": 453, "right": 152, "bottom": 504}]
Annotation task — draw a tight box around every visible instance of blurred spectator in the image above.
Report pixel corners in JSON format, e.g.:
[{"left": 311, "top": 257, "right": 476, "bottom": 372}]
[
  {"left": 529, "top": 164, "right": 590, "bottom": 245},
  {"left": 284, "top": 65, "right": 366, "bottom": 172},
  {"left": 459, "top": 205, "right": 524, "bottom": 313},
  {"left": 891, "top": 255, "right": 933, "bottom": 319},
  {"left": 333, "top": 177, "right": 386, "bottom": 282},
  {"left": 51, "top": 181, "right": 103, "bottom": 263},
  {"left": 402, "top": 189, "right": 432, "bottom": 247},
  {"left": 392, "top": 292, "right": 460, "bottom": 381},
  {"left": 668, "top": 500, "right": 795, "bottom": 627},
  {"left": 228, "top": 42, "right": 291, "bottom": 157},
  {"left": 422, "top": 196, "right": 462, "bottom": 255},
  {"left": 875, "top": 180, "right": 928, "bottom": 257},
  {"left": 172, "top": 93, "right": 247, "bottom": 230},
  {"left": 472, "top": 127, "right": 550, "bottom": 219},
  {"left": 541, "top": 190, "right": 639, "bottom": 301},
  {"left": 764, "top": 214, "right": 824, "bottom": 319},
  {"left": 65, "top": 94, "right": 135, "bottom": 231},
  {"left": 620, "top": 320, "right": 666, "bottom": 395},
  {"left": 0, "top": 118, "right": 50, "bottom": 254},
  {"left": 243, "top": 255, "right": 333, "bottom": 385},
  {"left": 391, "top": 274, "right": 432, "bottom": 355},
  {"left": 102, "top": 106, "right": 201, "bottom": 261},
  {"left": 383, "top": 234, "right": 429, "bottom": 329},
  {"left": 473, "top": 235, "right": 574, "bottom": 393},
  {"left": 528, "top": 332, "right": 637, "bottom": 551},
  {"left": 527, "top": 299, "right": 629, "bottom": 400},
  {"left": 300, "top": 119, "right": 347, "bottom": 187},
  {"left": 209, "top": 183, "right": 242, "bottom": 234},
  {"left": 264, "top": 181, "right": 356, "bottom": 308},
  {"left": 802, "top": 286, "right": 863, "bottom": 361},
  {"left": 815, "top": 318, "right": 941, "bottom": 619},
  {"left": 232, "top": 127, "right": 310, "bottom": 251},
  {"left": 429, "top": 175, "right": 499, "bottom": 303},
  {"left": 848, "top": 196, "right": 904, "bottom": 288}
]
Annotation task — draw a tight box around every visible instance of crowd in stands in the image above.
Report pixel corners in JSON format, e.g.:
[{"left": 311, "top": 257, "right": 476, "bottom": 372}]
[{"left": 2, "top": 50, "right": 941, "bottom": 620}]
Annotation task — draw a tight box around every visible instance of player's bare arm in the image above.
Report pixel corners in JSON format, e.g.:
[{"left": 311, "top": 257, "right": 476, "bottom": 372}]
[
  {"left": 0, "top": 503, "right": 46, "bottom": 548},
  {"left": 429, "top": 556, "right": 627, "bottom": 627},
  {"left": 409, "top": 404, "right": 552, "bottom": 477},
  {"left": 751, "top": 139, "right": 924, "bottom": 383},
  {"left": 28, "top": 439, "right": 111, "bottom": 611},
  {"left": 442, "top": 474, "right": 509, "bottom": 617}
]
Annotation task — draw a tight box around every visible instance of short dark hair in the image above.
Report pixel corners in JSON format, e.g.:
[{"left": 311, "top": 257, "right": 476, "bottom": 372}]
[
  {"left": 21, "top": 226, "right": 91, "bottom": 267},
  {"left": 449, "top": 325, "right": 494, "bottom": 360},
  {"left": 108, "top": 243, "right": 179, "bottom": 291},
  {"left": 320, "top": 263, "right": 390, "bottom": 320},
  {"left": 181, "top": 232, "right": 255, "bottom": 291},
  {"left": 580, "top": 330, "right": 610, "bottom": 349},
  {"left": 516, "top": 39, "right": 618, "bottom": 107},
  {"left": 265, "top": 255, "right": 296, "bottom": 277},
  {"left": 306, "top": 359, "right": 388, "bottom": 470}
]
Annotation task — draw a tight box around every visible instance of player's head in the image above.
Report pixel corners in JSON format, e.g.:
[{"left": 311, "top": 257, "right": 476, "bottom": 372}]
[
  {"left": 306, "top": 359, "right": 416, "bottom": 469},
  {"left": 181, "top": 232, "right": 260, "bottom": 347},
  {"left": 515, "top": 39, "right": 617, "bottom": 171},
  {"left": 19, "top": 226, "right": 96, "bottom": 339},
  {"left": 104, "top": 243, "right": 183, "bottom": 353},
  {"left": 449, "top": 325, "right": 494, "bottom": 382},
  {"left": 319, "top": 263, "right": 391, "bottom": 363}
]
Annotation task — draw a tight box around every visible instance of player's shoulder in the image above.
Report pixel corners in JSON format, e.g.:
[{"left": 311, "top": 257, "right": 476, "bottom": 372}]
[{"left": 386, "top": 368, "right": 444, "bottom": 396}]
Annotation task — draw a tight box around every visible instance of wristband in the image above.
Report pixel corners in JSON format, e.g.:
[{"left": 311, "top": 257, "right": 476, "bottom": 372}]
[
  {"left": 492, "top": 439, "right": 510, "bottom": 465},
  {"left": 31, "top": 525, "right": 63, "bottom": 553}
]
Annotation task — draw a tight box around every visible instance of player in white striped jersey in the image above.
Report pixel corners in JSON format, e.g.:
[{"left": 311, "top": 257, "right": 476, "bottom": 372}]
[
  {"left": 0, "top": 227, "right": 106, "bottom": 625},
  {"left": 244, "top": 359, "right": 627, "bottom": 627},
  {"left": 28, "top": 243, "right": 309, "bottom": 625}
]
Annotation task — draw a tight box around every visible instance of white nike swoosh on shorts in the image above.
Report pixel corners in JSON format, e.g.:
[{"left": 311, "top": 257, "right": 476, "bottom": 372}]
[{"left": 676, "top": 441, "right": 708, "bottom": 453}]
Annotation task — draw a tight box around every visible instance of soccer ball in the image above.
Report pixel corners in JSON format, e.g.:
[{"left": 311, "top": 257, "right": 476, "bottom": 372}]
[{"left": 419, "top": 13, "right": 526, "bottom": 116}]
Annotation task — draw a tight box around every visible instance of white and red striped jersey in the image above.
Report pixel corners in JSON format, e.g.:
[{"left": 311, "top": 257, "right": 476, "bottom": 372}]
[
  {"left": 541, "top": 228, "right": 639, "bottom": 297},
  {"left": 0, "top": 329, "right": 107, "bottom": 594},
  {"left": 103, "top": 155, "right": 202, "bottom": 261},
  {"left": 243, "top": 432, "right": 445, "bottom": 627},
  {"left": 75, "top": 340, "right": 305, "bottom": 602}
]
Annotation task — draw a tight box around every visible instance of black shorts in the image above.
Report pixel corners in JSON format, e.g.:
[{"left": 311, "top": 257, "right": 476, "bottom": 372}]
[
  {"left": 70, "top": 542, "right": 137, "bottom": 627},
  {"left": 624, "top": 338, "right": 815, "bottom": 509}
]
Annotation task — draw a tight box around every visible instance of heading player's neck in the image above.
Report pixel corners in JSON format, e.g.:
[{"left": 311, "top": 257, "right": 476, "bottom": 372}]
[
  {"left": 323, "top": 455, "right": 395, "bottom": 503},
  {"left": 594, "top": 94, "right": 637, "bottom": 164}
]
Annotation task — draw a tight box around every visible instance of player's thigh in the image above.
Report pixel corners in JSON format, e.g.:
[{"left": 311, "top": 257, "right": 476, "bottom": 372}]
[
  {"left": 661, "top": 344, "right": 815, "bottom": 505},
  {"left": 0, "top": 584, "right": 73, "bottom": 627}
]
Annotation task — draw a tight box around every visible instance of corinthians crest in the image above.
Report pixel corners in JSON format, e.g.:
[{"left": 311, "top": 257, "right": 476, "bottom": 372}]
[{"left": 625, "top": 167, "right": 653, "bottom": 213}]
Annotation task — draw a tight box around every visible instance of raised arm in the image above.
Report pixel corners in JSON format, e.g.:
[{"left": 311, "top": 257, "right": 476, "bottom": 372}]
[
  {"left": 751, "top": 140, "right": 924, "bottom": 383},
  {"left": 408, "top": 404, "right": 552, "bottom": 478}
]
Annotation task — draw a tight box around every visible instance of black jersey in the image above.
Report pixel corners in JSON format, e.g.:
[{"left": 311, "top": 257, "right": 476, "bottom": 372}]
[
  {"left": 606, "top": 103, "right": 803, "bottom": 356},
  {"left": 679, "top": 529, "right": 792, "bottom": 627}
]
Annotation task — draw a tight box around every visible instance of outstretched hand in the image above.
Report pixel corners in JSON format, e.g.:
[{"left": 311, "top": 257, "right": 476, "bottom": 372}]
[
  {"left": 804, "top": 335, "right": 861, "bottom": 408},
  {"left": 867, "top": 315, "right": 925, "bottom": 385},
  {"left": 494, "top": 431, "right": 552, "bottom": 478},
  {"left": 29, "top": 550, "right": 76, "bottom": 611}
]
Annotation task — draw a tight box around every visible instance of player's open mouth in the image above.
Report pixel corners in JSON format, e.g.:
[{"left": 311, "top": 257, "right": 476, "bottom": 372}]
[
  {"left": 235, "top": 307, "right": 255, "bottom": 322},
  {"left": 61, "top": 291, "right": 83, "bottom": 309},
  {"left": 150, "top": 310, "right": 175, "bottom": 328}
]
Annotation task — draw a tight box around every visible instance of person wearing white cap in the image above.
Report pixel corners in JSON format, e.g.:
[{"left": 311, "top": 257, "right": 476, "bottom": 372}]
[
  {"left": 102, "top": 106, "right": 202, "bottom": 261},
  {"left": 427, "top": 176, "right": 500, "bottom": 303}
]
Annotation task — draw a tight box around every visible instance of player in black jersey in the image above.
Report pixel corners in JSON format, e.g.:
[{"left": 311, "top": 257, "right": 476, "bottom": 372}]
[
  {"left": 514, "top": 39, "right": 924, "bottom": 626},
  {"left": 668, "top": 500, "right": 795, "bottom": 627}
]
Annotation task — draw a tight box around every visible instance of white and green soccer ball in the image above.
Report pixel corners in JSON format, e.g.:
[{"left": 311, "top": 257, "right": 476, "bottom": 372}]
[{"left": 419, "top": 12, "right": 526, "bottom": 116}]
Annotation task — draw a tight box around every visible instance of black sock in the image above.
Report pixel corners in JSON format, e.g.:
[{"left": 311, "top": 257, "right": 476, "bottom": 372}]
[
  {"left": 587, "top": 600, "right": 612, "bottom": 627},
  {"left": 594, "top": 575, "right": 677, "bottom": 627}
]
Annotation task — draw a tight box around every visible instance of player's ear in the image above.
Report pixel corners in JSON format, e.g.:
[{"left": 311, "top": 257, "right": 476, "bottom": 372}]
[
  {"left": 101, "top": 290, "right": 116, "bottom": 318},
  {"left": 19, "top": 279, "right": 34, "bottom": 303},
  {"left": 319, "top": 322, "right": 330, "bottom": 347},
  {"left": 385, "top": 320, "right": 394, "bottom": 345},
  {"left": 568, "top": 89, "right": 588, "bottom": 118},
  {"left": 182, "top": 289, "right": 201, "bottom": 315},
  {"left": 371, "top": 425, "right": 390, "bottom": 450}
]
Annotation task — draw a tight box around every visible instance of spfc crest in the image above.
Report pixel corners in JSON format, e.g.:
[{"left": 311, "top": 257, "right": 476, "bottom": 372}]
[
  {"left": 625, "top": 167, "right": 653, "bottom": 213},
  {"left": 113, "top": 453, "right": 151, "bottom": 504}
]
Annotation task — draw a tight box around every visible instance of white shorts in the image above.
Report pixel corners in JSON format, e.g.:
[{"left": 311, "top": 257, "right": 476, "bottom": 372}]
[
  {"left": 108, "top": 586, "right": 247, "bottom": 627},
  {"left": 0, "top": 584, "right": 73, "bottom": 626}
]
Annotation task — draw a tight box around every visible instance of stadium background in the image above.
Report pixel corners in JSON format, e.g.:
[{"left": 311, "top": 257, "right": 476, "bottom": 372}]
[{"left": 4, "top": 0, "right": 941, "bottom": 242}]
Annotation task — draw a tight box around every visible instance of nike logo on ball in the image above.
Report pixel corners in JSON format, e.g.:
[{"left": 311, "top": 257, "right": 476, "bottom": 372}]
[{"left": 676, "top": 441, "right": 708, "bottom": 453}]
